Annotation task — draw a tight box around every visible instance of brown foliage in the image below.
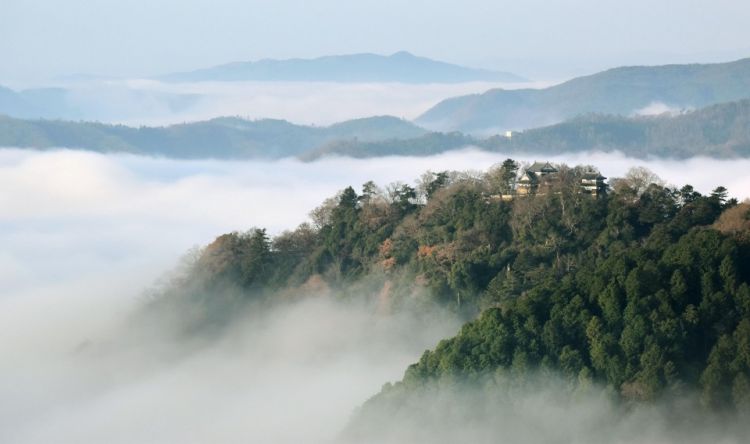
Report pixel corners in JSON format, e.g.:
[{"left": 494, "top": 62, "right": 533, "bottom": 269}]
[
  {"left": 380, "top": 257, "right": 397, "bottom": 271},
  {"left": 198, "top": 233, "right": 241, "bottom": 276},
  {"left": 417, "top": 244, "right": 436, "bottom": 258},
  {"left": 713, "top": 202, "right": 750, "bottom": 242},
  {"left": 379, "top": 238, "right": 394, "bottom": 259}
]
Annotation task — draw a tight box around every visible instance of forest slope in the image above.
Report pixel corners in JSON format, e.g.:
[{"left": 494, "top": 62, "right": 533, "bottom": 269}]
[{"left": 149, "top": 161, "right": 750, "bottom": 424}]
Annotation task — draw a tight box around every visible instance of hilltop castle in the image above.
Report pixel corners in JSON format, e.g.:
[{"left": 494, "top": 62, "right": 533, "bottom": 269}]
[{"left": 510, "top": 162, "right": 607, "bottom": 198}]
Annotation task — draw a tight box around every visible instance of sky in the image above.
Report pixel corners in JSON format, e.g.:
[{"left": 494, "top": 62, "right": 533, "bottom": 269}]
[{"left": 2, "top": 0, "right": 750, "bottom": 85}]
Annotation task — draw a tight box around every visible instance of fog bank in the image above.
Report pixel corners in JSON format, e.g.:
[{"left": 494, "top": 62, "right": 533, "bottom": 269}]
[
  {"left": 1, "top": 148, "right": 748, "bottom": 443},
  {"left": 21, "top": 79, "right": 554, "bottom": 127},
  {"left": 345, "top": 375, "right": 749, "bottom": 444},
  {"left": 2, "top": 292, "right": 462, "bottom": 443}
]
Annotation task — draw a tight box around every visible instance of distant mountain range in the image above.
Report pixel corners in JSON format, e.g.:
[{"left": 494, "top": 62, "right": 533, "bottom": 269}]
[
  {"left": 6, "top": 56, "right": 750, "bottom": 134},
  {"left": 4, "top": 56, "right": 750, "bottom": 160},
  {"left": 159, "top": 51, "right": 526, "bottom": 83},
  {"left": 303, "top": 99, "right": 750, "bottom": 159},
  {"left": 3, "top": 99, "right": 750, "bottom": 160},
  {"left": 0, "top": 51, "right": 521, "bottom": 120},
  {"left": 0, "top": 115, "right": 426, "bottom": 159},
  {"left": 417, "top": 57, "right": 750, "bottom": 134}
]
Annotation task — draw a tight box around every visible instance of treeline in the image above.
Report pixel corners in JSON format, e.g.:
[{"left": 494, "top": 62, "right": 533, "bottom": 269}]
[
  {"left": 0, "top": 114, "right": 425, "bottom": 159},
  {"left": 495, "top": 99, "right": 750, "bottom": 158},
  {"left": 5, "top": 98, "right": 750, "bottom": 161},
  {"left": 151, "top": 160, "right": 750, "bottom": 410},
  {"left": 303, "top": 99, "right": 750, "bottom": 159}
]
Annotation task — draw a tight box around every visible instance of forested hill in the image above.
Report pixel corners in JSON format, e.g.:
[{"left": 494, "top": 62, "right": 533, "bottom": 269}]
[
  {"left": 149, "top": 160, "right": 750, "bottom": 422},
  {"left": 417, "top": 57, "right": 750, "bottom": 133},
  {"left": 0, "top": 115, "right": 426, "bottom": 158},
  {"left": 4, "top": 99, "right": 750, "bottom": 160},
  {"left": 159, "top": 51, "right": 525, "bottom": 83},
  {"left": 493, "top": 99, "right": 750, "bottom": 158},
  {"left": 303, "top": 99, "right": 750, "bottom": 159}
]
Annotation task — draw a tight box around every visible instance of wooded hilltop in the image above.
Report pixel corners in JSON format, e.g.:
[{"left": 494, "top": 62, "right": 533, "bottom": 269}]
[{"left": 149, "top": 160, "right": 750, "bottom": 423}]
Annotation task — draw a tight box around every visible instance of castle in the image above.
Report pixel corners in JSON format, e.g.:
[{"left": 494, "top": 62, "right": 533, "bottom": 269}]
[{"left": 508, "top": 162, "right": 607, "bottom": 198}]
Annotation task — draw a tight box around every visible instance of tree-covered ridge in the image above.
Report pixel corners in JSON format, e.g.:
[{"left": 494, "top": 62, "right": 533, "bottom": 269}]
[
  {"left": 357, "top": 184, "right": 750, "bottom": 415},
  {"left": 0, "top": 114, "right": 426, "bottom": 159},
  {"left": 395, "top": 212, "right": 750, "bottom": 407},
  {"left": 303, "top": 99, "right": 750, "bottom": 159},
  {"left": 493, "top": 99, "right": 750, "bottom": 158},
  {"left": 4, "top": 98, "right": 750, "bottom": 160},
  {"left": 152, "top": 161, "right": 749, "bottom": 411}
]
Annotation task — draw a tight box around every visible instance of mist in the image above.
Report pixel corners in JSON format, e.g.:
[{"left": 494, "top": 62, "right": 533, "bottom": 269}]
[
  {"left": 344, "top": 373, "right": 749, "bottom": 444},
  {"left": 632, "top": 101, "right": 690, "bottom": 117},
  {"left": 2, "top": 148, "right": 749, "bottom": 443},
  {"left": 18, "top": 79, "right": 553, "bottom": 126},
  {"left": 3, "top": 291, "right": 463, "bottom": 443}
]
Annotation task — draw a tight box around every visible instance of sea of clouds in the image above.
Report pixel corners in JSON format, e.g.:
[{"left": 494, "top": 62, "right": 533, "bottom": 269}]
[
  {"left": 47, "top": 79, "right": 554, "bottom": 126},
  {"left": 1, "top": 148, "right": 749, "bottom": 443}
]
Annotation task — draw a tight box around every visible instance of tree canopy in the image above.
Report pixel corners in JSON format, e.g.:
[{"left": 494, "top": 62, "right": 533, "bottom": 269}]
[{"left": 150, "top": 161, "right": 750, "bottom": 412}]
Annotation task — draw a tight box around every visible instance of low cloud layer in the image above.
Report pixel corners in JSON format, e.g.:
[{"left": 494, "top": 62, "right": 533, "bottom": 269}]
[
  {"left": 633, "top": 101, "right": 690, "bottom": 117},
  {"left": 2, "top": 295, "right": 461, "bottom": 444},
  {"left": 46, "top": 79, "right": 555, "bottom": 126},
  {"left": 346, "top": 375, "right": 748, "bottom": 444},
  {"left": 1, "top": 148, "right": 748, "bottom": 443}
]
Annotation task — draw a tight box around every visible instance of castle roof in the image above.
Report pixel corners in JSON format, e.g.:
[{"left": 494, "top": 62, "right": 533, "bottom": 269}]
[
  {"left": 527, "top": 162, "right": 558, "bottom": 174},
  {"left": 582, "top": 171, "right": 607, "bottom": 180}
]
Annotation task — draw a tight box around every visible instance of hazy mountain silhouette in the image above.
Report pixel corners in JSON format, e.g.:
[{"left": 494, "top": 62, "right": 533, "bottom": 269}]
[
  {"left": 418, "top": 57, "right": 750, "bottom": 134},
  {"left": 159, "top": 51, "right": 525, "bottom": 83}
]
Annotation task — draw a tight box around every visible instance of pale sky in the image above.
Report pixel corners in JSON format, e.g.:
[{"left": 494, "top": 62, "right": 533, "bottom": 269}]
[{"left": 1, "top": 0, "right": 749, "bottom": 84}]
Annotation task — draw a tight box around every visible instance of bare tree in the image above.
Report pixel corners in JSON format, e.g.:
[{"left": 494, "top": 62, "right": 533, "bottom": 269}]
[{"left": 612, "top": 166, "right": 664, "bottom": 196}]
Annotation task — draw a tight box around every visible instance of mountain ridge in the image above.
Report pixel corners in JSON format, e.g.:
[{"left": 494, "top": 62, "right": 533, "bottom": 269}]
[
  {"left": 158, "top": 51, "right": 526, "bottom": 83},
  {"left": 0, "top": 114, "right": 427, "bottom": 159},
  {"left": 302, "top": 99, "right": 750, "bottom": 160},
  {"left": 4, "top": 98, "right": 750, "bottom": 160},
  {"left": 417, "top": 57, "right": 750, "bottom": 133}
]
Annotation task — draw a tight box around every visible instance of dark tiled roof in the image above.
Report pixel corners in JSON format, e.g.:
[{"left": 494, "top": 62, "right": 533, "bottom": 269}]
[
  {"left": 527, "top": 161, "right": 558, "bottom": 173},
  {"left": 582, "top": 171, "right": 606, "bottom": 180}
]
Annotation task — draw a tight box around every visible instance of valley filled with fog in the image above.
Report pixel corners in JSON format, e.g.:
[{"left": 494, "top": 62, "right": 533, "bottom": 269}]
[
  {"left": 1, "top": 148, "right": 749, "bottom": 443},
  {"left": 4, "top": 1, "right": 750, "bottom": 442},
  {"left": 5, "top": 79, "right": 552, "bottom": 127}
]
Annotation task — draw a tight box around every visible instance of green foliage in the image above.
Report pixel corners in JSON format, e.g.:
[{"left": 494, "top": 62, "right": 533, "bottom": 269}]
[
  {"left": 382, "top": 187, "right": 749, "bottom": 410},
  {"left": 162, "top": 160, "right": 750, "bottom": 410}
]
